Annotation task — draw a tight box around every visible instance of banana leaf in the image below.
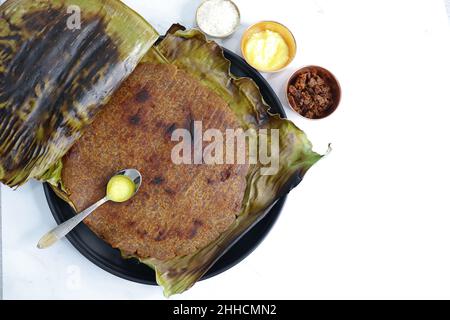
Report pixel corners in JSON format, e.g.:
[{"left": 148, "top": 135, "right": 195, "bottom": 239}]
[
  {"left": 0, "top": 0, "right": 159, "bottom": 187},
  {"left": 135, "top": 25, "right": 324, "bottom": 296}
]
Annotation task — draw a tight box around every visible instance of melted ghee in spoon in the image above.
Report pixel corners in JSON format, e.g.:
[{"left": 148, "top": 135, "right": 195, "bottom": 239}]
[{"left": 107, "top": 175, "right": 136, "bottom": 203}]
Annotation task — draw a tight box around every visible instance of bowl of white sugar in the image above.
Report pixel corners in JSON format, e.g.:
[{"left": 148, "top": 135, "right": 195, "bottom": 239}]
[{"left": 196, "top": 0, "right": 241, "bottom": 38}]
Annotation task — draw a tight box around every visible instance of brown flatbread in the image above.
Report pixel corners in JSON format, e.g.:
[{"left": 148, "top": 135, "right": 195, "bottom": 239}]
[{"left": 61, "top": 62, "right": 248, "bottom": 261}]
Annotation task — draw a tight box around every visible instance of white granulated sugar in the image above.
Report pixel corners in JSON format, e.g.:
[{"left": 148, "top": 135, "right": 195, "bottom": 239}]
[{"left": 197, "top": 0, "right": 240, "bottom": 37}]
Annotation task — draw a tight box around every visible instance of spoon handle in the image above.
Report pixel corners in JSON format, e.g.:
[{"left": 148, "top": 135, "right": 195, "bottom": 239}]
[{"left": 37, "top": 197, "right": 109, "bottom": 249}]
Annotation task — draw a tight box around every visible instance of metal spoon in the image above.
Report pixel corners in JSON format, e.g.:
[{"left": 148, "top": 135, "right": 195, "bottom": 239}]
[{"left": 37, "top": 169, "right": 142, "bottom": 249}]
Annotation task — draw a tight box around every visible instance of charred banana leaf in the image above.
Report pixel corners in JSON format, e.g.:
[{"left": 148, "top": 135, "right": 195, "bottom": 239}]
[
  {"left": 0, "top": 0, "right": 159, "bottom": 187},
  {"left": 140, "top": 26, "right": 324, "bottom": 296}
]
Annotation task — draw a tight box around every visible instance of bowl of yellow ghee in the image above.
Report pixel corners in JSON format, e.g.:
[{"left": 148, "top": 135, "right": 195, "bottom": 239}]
[{"left": 241, "top": 21, "right": 297, "bottom": 73}]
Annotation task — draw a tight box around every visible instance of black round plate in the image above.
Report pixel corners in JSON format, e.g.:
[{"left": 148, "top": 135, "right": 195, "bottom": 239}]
[{"left": 43, "top": 48, "right": 287, "bottom": 285}]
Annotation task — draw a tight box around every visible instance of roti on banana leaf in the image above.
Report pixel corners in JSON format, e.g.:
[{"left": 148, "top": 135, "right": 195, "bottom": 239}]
[
  {"left": 53, "top": 25, "right": 324, "bottom": 296},
  {"left": 0, "top": 0, "right": 323, "bottom": 295},
  {"left": 61, "top": 62, "right": 250, "bottom": 262}
]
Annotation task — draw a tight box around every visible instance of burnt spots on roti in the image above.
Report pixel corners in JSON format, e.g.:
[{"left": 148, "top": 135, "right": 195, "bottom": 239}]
[
  {"left": 129, "top": 114, "right": 141, "bottom": 125},
  {"left": 164, "top": 187, "right": 176, "bottom": 196},
  {"left": 136, "top": 229, "right": 148, "bottom": 239},
  {"left": 126, "top": 220, "right": 137, "bottom": 228},
  {"left": 155, "top": 120, "right": 178, "bottom": 138},
  {"left": 220, "top": 167, "right": 232, "bottom": 182},
  {"left": 135, "top": 88, "right": 150, "bottom": 103},
  {"left": 151, "top": 176, "right": 165, "bottom": 185},
  {"left": 187, "top": 114, "right": 195, "bottom": 140},
  {"left": 128, "top": 106, "right": 146, "bottom": 126},
  {"left": 188, "top": 219, "right": 204, "bottom": 239},
  {"left": 154, "top": 229, "right": 167, "bottom": 242},
  {"left": 165, "top": 123, "right": 177, "bottom": 136}
]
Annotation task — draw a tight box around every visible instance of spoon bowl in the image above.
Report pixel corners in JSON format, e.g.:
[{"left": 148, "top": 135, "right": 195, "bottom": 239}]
[
  {"left": 37, "top": 168, "right": 142, "bottom": 249},
  {"left": 113, "top": 168, "right": 142, "bottom": 197}
]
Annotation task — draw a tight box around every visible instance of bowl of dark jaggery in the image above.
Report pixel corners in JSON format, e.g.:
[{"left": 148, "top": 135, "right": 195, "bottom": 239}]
[{"left": 286, "top": 65, "right": 341, "bottom": 120}]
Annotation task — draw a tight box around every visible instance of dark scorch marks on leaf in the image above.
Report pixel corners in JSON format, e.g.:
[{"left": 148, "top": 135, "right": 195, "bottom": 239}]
[{"left": 0, "top": 6, "right": 121, "bottom": 185}]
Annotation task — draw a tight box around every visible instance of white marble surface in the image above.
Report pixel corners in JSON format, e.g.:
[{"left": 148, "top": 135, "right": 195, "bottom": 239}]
[
  {"left": 446, "top": 0, "right": 450, "bottom": 19},
  {"left": 2, "top": 0, "right": 450, "bottom": 299}
]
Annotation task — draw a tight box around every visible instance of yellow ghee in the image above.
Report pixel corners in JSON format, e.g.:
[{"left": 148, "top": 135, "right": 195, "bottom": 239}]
[
  {"left": 244, "top": 30, "right": 290, "bottom": 71},
  {"left": 107, "top": 175, "right": 135, "bottom": 203}
]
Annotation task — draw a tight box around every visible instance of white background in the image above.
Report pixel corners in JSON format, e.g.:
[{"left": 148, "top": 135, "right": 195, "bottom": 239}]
[{"left": 2, "top": 0, "right": 450, "bottom": 299}]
